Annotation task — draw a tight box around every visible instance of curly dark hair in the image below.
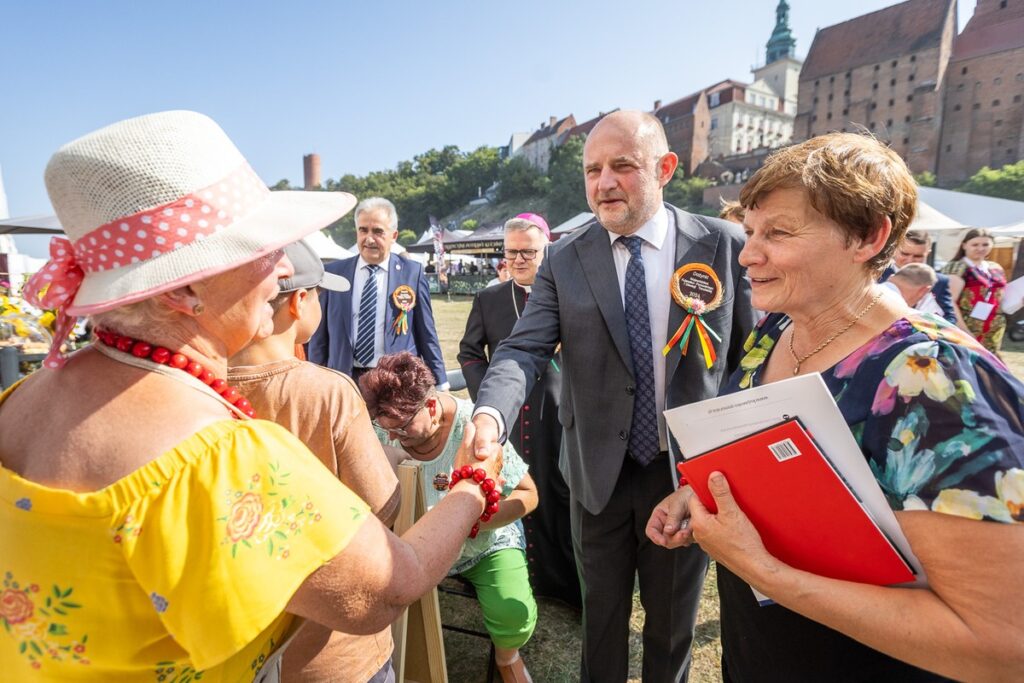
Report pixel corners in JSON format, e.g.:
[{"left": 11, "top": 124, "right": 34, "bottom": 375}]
[{"left": 358, "top": 352, "right": 435, "bottom": 423}]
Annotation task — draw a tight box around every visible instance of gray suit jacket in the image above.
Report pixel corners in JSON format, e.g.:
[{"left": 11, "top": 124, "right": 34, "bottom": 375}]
[{"left": 476, "top": 203, "right": 757, "bottom": 514}]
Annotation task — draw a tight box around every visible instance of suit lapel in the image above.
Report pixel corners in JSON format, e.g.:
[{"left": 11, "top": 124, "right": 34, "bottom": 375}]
[
  {"left": 383, "top": 254, "right": 403, "bottom": 351},
  {"left": 574, "top": 224, "right": 633, "bottom": 371},
  {"left": 340, "top": 257, "right": 360, "bottom": 348},
  {"left": 664, "top": 206, "right": 721, "bottom": 384}
]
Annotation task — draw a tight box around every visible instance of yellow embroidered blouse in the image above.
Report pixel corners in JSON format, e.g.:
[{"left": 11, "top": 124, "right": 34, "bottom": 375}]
[{"left": 0, "top": 383, "right": 370, "bottom": 681}]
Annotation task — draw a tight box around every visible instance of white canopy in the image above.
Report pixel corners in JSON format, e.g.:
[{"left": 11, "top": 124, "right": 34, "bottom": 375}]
[
  {"left": 917, "top": 187, "right": 1024, "bottom": 229},
  {"left": 989, "top": 220, "right": 1024, "bottom": 237},
  {"left": 304, "top": 230, "right": 352, "bottom": 261},
  {"left": 913, "top": 187, "right": 1024, "bottom": 262},
  {"left": 552, "top": 212, "right": 594, "bottom": 235},
  {"left": 909, "top": 200, "right": 964, "bottom": 232}
]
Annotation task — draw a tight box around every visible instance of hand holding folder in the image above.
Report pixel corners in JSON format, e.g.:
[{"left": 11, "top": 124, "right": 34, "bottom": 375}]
[{"left": 678, "top": 418, "right": 915, "bottom": 587}]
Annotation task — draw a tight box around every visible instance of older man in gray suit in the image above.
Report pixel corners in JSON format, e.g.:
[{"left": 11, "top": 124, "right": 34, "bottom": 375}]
[{"left": 466, "top": 111, "right": 756, "bottom": 682}]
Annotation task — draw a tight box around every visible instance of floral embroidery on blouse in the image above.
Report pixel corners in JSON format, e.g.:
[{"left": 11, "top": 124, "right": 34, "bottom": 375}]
[
  {"left": 725, "top": 312, "right": 1024, "bottom": 523},
  {"left": 150, "top": 592, "right": 168, "bottom": 614},
  {"left": 111, "top": 513, "right": 142, "bottom": 544},
  {"left": 1, "top": 572, "right": 90, "bottom": 670},
  {"left": 218, "top": 461, "right": 355, "bottom": 559},
  {"left": 154, "top": 660, "right": 205, "bottom": 682},
  {"left": 248, "top": 634, "right": 278, "bottom": 675}
]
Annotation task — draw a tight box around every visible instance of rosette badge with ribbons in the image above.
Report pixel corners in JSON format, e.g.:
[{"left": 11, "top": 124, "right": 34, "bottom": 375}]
[
  {"left": 391, "top": 285, "right": 416, "bottom": 335},
  {"left": 663, "top": 263, "right": 724, "bottom": 369}
]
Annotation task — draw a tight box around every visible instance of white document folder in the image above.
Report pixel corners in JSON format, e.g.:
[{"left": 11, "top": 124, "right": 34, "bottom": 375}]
[{"left": 664, "top": 372, "right": 926, "bottom": 587}]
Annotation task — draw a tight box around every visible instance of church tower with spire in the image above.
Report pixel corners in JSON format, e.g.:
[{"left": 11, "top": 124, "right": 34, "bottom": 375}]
[
  {"left": 766, "top": 0, "right": 797, "bottom": 63},
  {"left": 752, "top": 0, "right": 802, "bottom": 115}
]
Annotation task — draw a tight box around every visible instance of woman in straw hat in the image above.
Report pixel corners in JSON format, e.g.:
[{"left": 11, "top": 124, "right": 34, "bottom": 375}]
[{"left": 0, "top": 111, "right": 501, "bottom": 682}]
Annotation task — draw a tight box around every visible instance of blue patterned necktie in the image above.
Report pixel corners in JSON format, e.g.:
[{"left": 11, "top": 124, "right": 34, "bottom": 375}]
[
  {"left": 620, "top": 236, "right": 660, "bottom": 465},
  {"left": 354, "top": 264, "right": 380, "bottom": 367}
]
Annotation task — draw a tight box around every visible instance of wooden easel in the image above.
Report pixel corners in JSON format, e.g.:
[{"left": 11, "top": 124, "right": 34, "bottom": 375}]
[{"left": 392, "top": 461, "right": 448, "bottom": 683}]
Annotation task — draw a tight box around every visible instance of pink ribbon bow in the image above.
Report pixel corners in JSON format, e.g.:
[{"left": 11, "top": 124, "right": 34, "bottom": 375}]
[{"left": 22, "top": 237, "right": 85, "bottom": 369}]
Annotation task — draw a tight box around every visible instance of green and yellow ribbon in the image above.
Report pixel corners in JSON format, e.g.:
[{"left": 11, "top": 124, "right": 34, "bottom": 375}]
[{"left": 663, "top": 312, "right": 722, "bottom": 369}]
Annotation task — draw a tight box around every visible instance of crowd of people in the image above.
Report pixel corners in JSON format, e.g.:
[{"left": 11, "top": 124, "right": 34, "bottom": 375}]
[{"left": 0, "top": 107, "right": 1022, "bottom": 683}]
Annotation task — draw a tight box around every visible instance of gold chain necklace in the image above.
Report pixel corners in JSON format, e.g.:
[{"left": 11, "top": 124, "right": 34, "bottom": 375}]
[{"left": 788, "top": 292, "right": 884, "bottom": 375}]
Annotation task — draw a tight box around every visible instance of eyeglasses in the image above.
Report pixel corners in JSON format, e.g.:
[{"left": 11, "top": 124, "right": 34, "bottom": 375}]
[
  {"left": 373, "top": 394, "right": 431, "bottom": 437},
  {"left": 504, "top": 249, "right": 539, "bottom": 261},
  {"left": 374, "top": 408, "right": 420, "bottom": 437}
]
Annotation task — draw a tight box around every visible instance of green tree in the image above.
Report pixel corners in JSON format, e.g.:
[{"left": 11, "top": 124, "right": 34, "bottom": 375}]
[
  {"left": 446, "top": 146, "right": 500, "bottom": 206},
  {"left": 397, "top": 229, "right": 418, "bottom": 246},
  {"left": 546, "top": 135, "right": 590, "bottom": 225},
  {"left": 957, "top": 161, "right": 1024, "bottom": 202},
  {"left": 461, "top": 219, "right": 479, "bottom": 231},
  {"left": 270, "top": 179, "right": 295, "bottom": 191},
  {"left": 663, "top": 176, "right": 714, "bottom": 210},
  {"left": 913, "top": 171, "right": 936, "bottom": 187},
  {"left": 497, "top": 156, "right": 549, "bottom": 203}
]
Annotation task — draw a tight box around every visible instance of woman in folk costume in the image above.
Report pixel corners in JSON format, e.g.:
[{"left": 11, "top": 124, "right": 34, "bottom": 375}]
[{"left": 0, "top": 111, "right": 502, "bottom": 682}]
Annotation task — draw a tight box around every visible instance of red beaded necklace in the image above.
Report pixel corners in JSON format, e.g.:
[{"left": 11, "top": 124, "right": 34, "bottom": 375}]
[{"left": 95, "top": 328, "right": 256, "bottom": 418}]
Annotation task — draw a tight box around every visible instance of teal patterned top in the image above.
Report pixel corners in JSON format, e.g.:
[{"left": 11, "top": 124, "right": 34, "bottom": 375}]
[{"left": 378, "top": 397, "right": 528, "bottom": 574}]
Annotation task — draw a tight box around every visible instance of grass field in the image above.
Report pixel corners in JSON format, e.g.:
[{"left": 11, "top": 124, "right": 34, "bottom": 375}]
[{"left": 428, "top": 294, "right": 1024, "bottom": 683}]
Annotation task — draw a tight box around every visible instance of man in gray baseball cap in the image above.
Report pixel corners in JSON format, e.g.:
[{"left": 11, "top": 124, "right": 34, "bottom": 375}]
[
  {"left": 228, "top": 238, "right": 401, "bottom": 682},
  {"left": 279, "top": 239, "right": 351, "bottom": 294}
]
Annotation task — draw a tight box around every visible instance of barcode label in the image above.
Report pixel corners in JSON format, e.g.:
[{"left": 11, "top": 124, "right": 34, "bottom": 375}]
[{"left": 769, "top": 438, "right": 801, "bottom": 462}]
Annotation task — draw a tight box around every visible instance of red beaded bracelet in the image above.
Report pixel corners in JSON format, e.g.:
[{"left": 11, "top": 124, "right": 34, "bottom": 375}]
[
  {"left": 676, "top": 463, "right": 688, "bottom": 489},
  {"left": 448, "top": 466, "right": 501, "bottom": 539}
]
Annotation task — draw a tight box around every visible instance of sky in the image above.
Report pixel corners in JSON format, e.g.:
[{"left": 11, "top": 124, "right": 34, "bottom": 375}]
[{"left": 2, "top": 0, "right": 974, "bottom": 256}]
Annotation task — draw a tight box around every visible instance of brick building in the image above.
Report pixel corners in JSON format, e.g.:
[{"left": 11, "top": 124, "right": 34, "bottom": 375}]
[
  {"left": 937, "top": 0, "right": 1024, "bottom": 185},
  {"left": 516, "top": 115, "right": 576, "bottom": 172},
  {"left": 652, "top": 1, "right": 799, "bottom": 175},
  {"left": 794, "top": 0, "right": 957, "bottom": 173},
  {"left": 562, "top": 110, "right": 617, "bottom": 142},
  {"left": 653, "top": 92, "right": 711, "bottom": 175}
]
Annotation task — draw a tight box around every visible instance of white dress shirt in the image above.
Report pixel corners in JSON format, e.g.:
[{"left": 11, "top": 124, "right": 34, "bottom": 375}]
[
  {"left": 351, "top": 255, "right": 388, "bottom": 368},
  {"left": 608, "top": 205, "right": 674, "bottom": 451}
]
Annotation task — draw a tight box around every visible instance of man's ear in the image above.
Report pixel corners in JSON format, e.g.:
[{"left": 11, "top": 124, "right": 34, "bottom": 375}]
[
  {"left": 158, "top": 285, "right": 202, "bottom": 316},
  {"left": 657, "top": 151, "right": 679, "bottom": 188}
]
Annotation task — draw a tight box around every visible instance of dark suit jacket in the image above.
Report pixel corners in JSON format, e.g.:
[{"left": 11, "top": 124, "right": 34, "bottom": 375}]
[
  {"left": 930, "top": 274, "right": 957, "bottom": 325},
  {"left": 307, "top": 252, "right": 447, "bottom": 385},
  {"left": 474, "top": 204, "right": 757, "bottom": 514}
]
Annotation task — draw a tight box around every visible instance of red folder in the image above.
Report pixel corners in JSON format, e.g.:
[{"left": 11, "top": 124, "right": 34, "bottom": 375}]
[{"left": 678, "top": 418, "right": 915, "bottom": 586}]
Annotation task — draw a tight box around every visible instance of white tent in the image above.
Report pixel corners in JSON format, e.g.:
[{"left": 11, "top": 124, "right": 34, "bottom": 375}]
[
  {"left": 304, "top": 230, "right": 352, "bottom": 261},
  {"left": 552, "top": 212, "right": 594, "bottom": 235},
  {"left": 917, "top": 187, "right": 1024, "bottom": 228},
  {"left": 990, "top": 220, "right": 1024, "bottom": 237},
  {"left": 914, "top": 187, "right": 1024, "bottom": 263},
  {"left": 909, "top": 200, "right": 964, "bottom": 233}
]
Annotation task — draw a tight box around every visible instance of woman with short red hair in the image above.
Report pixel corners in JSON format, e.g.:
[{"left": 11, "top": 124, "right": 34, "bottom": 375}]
[{"left": 647, "top": 132, "right": 1024, "bottom": 681}]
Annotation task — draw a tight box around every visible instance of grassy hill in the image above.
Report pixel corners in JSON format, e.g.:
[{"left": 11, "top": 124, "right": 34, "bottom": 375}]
[{"left": 438, "top": 196, "right": 554, "bottom": 231}]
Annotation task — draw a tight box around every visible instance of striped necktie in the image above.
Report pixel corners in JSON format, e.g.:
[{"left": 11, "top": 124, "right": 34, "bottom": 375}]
[{"left": 354, "top": 264, "right": 380, "bottom": 367}]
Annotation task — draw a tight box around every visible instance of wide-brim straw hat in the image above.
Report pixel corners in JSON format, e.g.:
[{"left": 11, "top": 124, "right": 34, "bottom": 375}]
[{"left": 41, "top": 110, "right": 356, "bottom": 315}]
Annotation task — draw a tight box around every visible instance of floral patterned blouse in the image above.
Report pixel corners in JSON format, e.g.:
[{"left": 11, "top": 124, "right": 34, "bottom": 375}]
[
  {"left": 717, "top": 312, "right": 1024, "bottom": 681},
  {"left": 0, "top": 379, "right": 370, "bottom": 682}
]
